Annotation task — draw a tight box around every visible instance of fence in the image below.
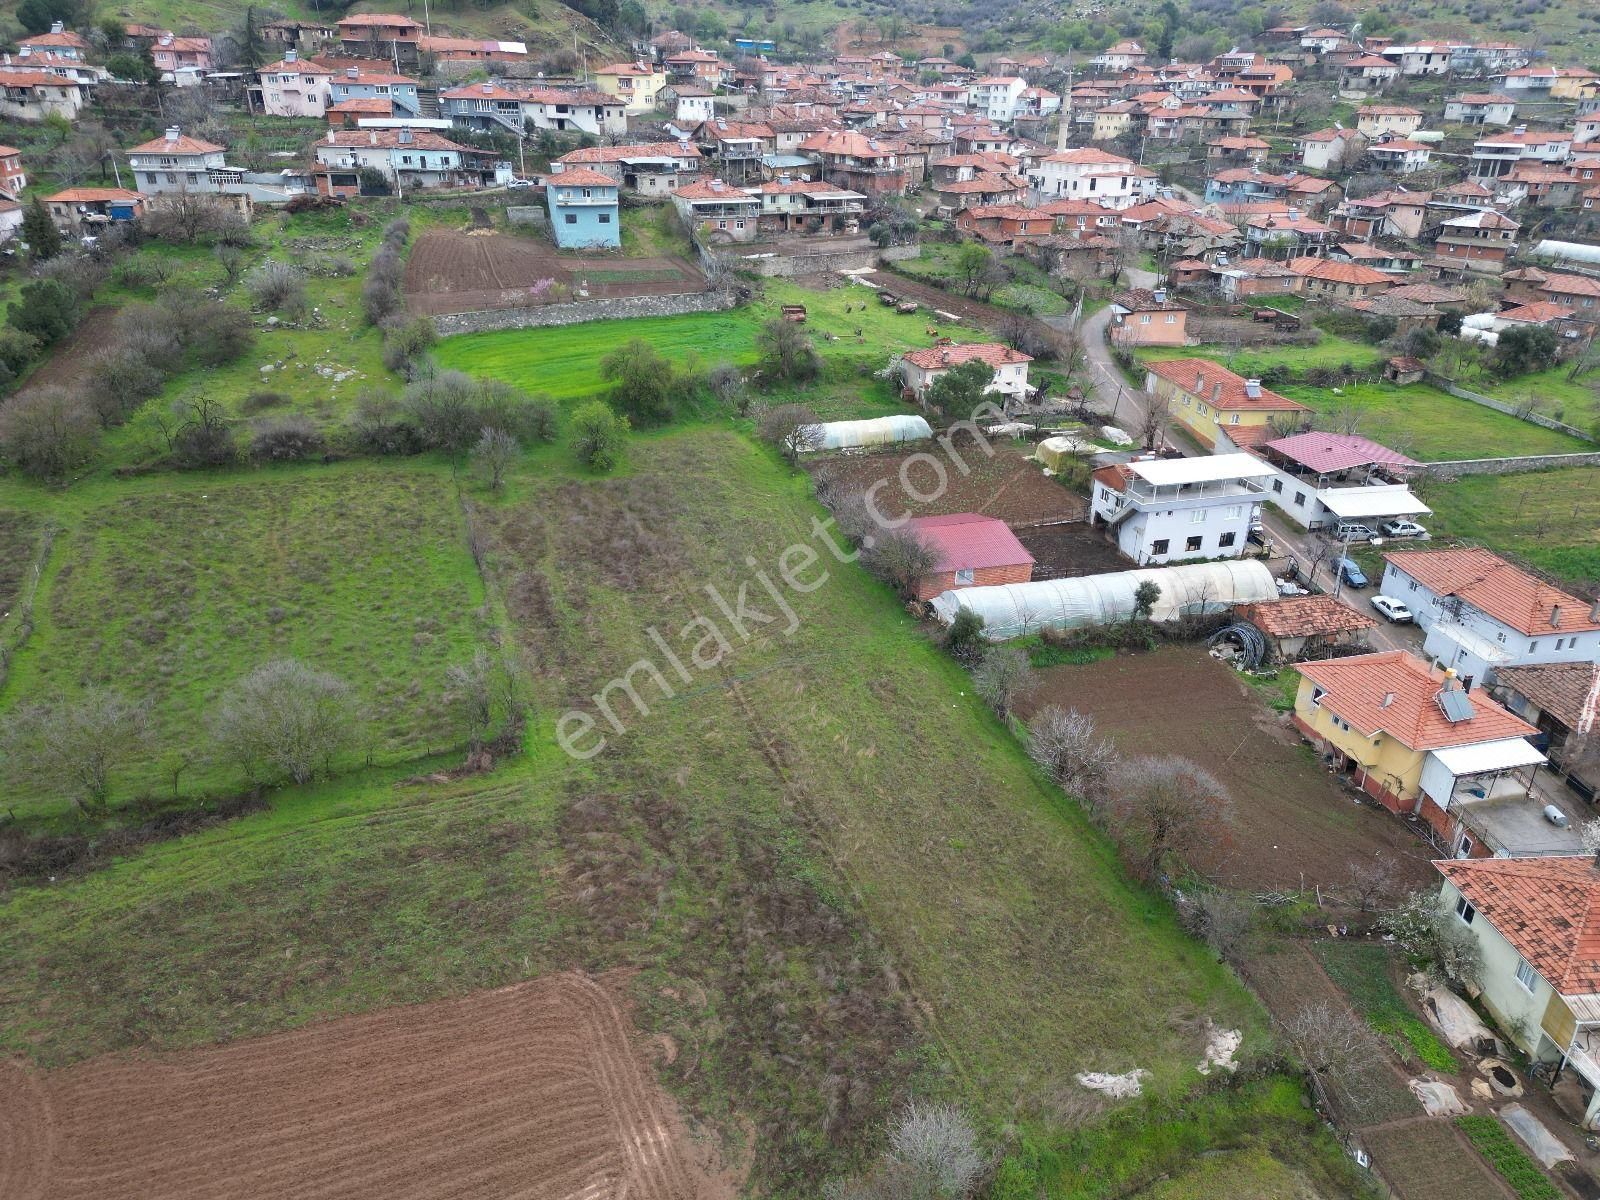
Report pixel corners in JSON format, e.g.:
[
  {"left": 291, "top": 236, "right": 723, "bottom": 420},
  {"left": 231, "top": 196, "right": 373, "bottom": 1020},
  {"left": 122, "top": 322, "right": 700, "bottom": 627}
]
[
  {"left": 1416, "top": 451, "right": 1600, "bottom": 478},
  {"left": 1424, "top": 371, "right": 1595, "bottom": 443}
]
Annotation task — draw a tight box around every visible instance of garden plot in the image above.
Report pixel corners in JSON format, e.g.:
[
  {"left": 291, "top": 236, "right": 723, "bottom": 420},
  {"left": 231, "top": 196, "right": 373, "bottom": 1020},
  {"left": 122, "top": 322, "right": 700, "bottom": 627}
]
[
  {"left": 404, "top": 229, "right": 704, "bottom": 316},
  {"left": 1363, "top": 1121, "right": 1509, "bottom": 1200}
]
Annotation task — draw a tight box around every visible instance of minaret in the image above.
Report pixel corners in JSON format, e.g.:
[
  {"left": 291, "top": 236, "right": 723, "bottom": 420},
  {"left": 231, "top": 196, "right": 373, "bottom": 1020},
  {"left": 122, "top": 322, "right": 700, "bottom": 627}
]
[{"left": 1057, "top": 52, "right": 1073, "bottom": 150}]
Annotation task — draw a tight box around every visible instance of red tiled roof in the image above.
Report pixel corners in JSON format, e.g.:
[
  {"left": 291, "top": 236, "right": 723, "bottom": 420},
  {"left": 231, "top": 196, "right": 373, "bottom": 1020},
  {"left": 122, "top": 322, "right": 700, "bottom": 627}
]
[
  {"left": 1436, "top": 857, "right": 1600, "bottom": 995},
  {"left": 1383, "top": 548, "right": 1600, "bottom": 636},
  {"left": 548, "top": 167, "right": 617, "bottom": 187},
  {"left": 128, "top": 133, "right": 224, "bottom": 155},
  {"left": 1500, "top": 301, "right": 1576, "bottom": 324},
  {"left": 317, "top": 129, "right": 476, "bottom": 153},
  {"left": 672, "top": 179, "right": 758, "bottom": 201},
  {"left": 1494, "top": 662, "right": 1600, "bottom": 733},
  {"left": 560, "top": 142, "right": 700, "bottom": 162},
  {"left": 46, "top": 187, "right": 142, "bottom": 203},
  {"left": 1239, "top": 594, "right": 1376, "bottom": 638},
  {"left": 1296, "top": 650, "right": 1536, "bottom": 751},
  {"left": 1288, "top": 256, "right": 1391, "bottom": 286},
  {"left": 907, "top": 513, "right": 1035, "bottom": 573},
  {"left": 1146, "top": 358, "right": 1309, "bottom": 412},
  {"left": 902, "top": 342, "right": 1031, "bottom": 370},
  {"left": 1543, "top": 273, "right": 1600, "bottom": 298}
]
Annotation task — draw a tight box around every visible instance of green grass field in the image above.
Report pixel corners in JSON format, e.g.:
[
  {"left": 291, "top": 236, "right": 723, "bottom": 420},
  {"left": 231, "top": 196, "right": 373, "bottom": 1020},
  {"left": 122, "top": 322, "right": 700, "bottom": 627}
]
[
  {"left": 1489, "top": 364, "right": 1600, "bottom": 429},
  {"left": 1139, "top": 334, "right": 1386, "bottom": 376},
  {"left": 1277, "top": 381, "right": 1593, "bottom": 461},
  {"left": 895, "top": 242, "right": 1074, "bottom": 316},
  {"left": 1418, "top": 466, "right": 1600, "bottom": 585},
  {"left": 1314, "top": 941, "right": 1456, "bottom": 1073},
  {"left": 0, "top": 465, "right": 486, "bottom": 820}
]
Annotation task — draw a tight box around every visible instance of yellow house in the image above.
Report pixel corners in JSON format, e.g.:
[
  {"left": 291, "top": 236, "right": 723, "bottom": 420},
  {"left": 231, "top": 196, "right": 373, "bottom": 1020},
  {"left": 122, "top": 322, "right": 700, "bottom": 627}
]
[
  {"left": 593, "top": 62, "right": 666, "bottom": 114},
  {"left": 1091, "top": 103, "right": 1136, "bottom": 142},
  {"left": 1355, "top": 104, "right": 1423, "bottom": 138},
  {"left": 1142, "top": 358, "right": 1310, "bottom": 449},
  {"left": 1552, "top": 68, "right": 1600, "bottom": 100},
  {"left": 1293, "top": 650, "right": 1541, "bottom": 855}
]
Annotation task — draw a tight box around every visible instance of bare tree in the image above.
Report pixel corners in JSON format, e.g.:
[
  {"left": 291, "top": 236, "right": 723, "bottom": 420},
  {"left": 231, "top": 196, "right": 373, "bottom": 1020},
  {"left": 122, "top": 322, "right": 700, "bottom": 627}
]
[
  {"left": 1108, "top": 754, "right": 1232, "bottom": 880},
  {"left": 211, "top": 659, "right": 363, "bottom": 785},
  {"left": 885, "top": 1102, "right": 984, "bottom": 1198},
  {"left": 0, "top": 688, "right": 148, "bottom": 816},
  {"left": 865, "top": 527, "right": 939, "bottom": 599},
  {"left": 757, "top": 402, "right": 823, "bottom": 464},
  {"left": 472, "top": 426, "right": 518, "bottom": 492},
  {"left": 1319, "top": 403, "right": 1363, "bottom": 436},
  {"left": 1136, "top": 391, "right": 1170, "bottom": 451},
  {"left": 1027, "top": 706, "right": 1121, "bottom": 806},
  {"left": 1281, "top": 1002, "right": 1388, "bottom": 1113},
  {"left": 143, "top": 190, "right": 244, "bottom": 244},
  {"left": 1182, "top": 889, "right": 1255, "bottom": 965},
  {"left": 445, "top": 649, "right": 495, "bottom": 748},
  {"left": 971, "top": 645, "right": 1034, "bottom": 720},
  {"left": 1346, "top": 859, "right": 1400, "bottom": 911}
]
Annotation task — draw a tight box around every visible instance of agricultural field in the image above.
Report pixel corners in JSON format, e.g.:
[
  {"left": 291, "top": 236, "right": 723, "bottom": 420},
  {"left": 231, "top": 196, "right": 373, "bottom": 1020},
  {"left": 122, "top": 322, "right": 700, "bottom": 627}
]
[
  {"left": 1363, "top": 1121, "right": 1510, "bottom": 1200},
  {"left": 1474, "top": 363, "right": 1600, "bottom": 429},
  {"left": 1416, "top": 466, "right": 1600, "bottom": 586},
  {"left": 1, "top": 465, "right": 486, "bottom": 821},
  {"left": 2, "top": 973, "right": 717, "bottom": 1200},
  {"left": 895, "top": 241, "right": 1076, "bottom": 316},
  {"left": 1138, "top": 334, "right": 1386, "bottom": 377},
  {"left": 1015, "top": 647, "right": 1439, "bottom": 895},
  {"left": 403, "top": 227, "right": 703, "bottom": 317}
]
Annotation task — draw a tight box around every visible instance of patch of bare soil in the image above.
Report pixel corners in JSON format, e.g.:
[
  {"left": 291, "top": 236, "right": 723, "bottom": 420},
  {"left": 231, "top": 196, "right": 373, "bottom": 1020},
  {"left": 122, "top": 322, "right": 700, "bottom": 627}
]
[
  {"left": 3, "top": 973, "right": 728, "bottom": 1200},
  {"left": 1017, "top": 646, "right": 1438, "bottom": 894},
  {"left": 13, "top": 307, "right": 119, "bottom": 398}
]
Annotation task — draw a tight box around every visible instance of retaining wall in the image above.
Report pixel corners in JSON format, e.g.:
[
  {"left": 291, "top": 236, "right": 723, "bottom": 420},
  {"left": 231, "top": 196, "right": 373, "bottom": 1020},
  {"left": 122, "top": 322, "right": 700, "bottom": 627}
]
[
  {"left": 723, "top": 241, "right": 920, "bottom": 277},
  {"left": 1417, "top": 451, "right": 1600, "bottom": 479},
  {"left": 432, "top": 288, "right": 736, "bottom": 334},
  {"left": 1424, "top": 371, "right": 1595, "bottom": 443}
]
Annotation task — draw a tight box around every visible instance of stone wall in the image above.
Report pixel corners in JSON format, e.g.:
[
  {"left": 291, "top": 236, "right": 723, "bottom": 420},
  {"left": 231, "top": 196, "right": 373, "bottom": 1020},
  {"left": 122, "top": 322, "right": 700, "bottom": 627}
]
[
  {"left": 431, "top": 289, "right": 736, "bottom": 335},
  {"left": 1417, "top": 451, "right": 1600, "bottom": 479},
  {"left": 1424, "top": 371, "right": 1595, "bottom": 443},
  {"left": 721, "top": 241, "right": 920, "bottom": 278}
]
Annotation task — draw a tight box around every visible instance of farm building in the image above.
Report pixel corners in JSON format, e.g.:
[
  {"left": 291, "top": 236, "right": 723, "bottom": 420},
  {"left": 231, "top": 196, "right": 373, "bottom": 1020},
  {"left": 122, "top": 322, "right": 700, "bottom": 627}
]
[
  {"left": 1434, "top": 856, "right": 1600, "bottom": 1131},
  {"left": 930, "top": 560, "right": 1277, "bottom": 640},
  {"left": 906, "top": 514, "right": 1034, "bottom": 602},
  {"left": 544, "top": 168, "right": 620, "bottom": 248},
  {"left": 1235, "top": 594, "right": 1375, "bottom": 661}
]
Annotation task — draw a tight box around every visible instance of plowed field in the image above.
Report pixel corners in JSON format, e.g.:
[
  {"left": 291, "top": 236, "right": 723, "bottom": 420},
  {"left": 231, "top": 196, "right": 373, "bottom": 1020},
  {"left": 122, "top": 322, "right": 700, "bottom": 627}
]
[
  {"left": 405, "top": 229, "right": 704, "bottom": 316},
  {"left": 2, "top": 973, "right": 719, "bottom": 1200}
]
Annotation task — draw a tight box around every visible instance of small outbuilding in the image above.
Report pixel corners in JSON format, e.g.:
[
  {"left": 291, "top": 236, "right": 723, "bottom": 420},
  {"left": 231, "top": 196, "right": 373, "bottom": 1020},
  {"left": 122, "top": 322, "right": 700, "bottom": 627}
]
[
  {"left": 906, "top": 513, "right": 1034, "bottom": 601},
  {"left": 1384, "top": 355, "right": 1426, "bottom": 385},
  {"left": 1235, "top": 594, "right": 1376, "bottom": 661}
]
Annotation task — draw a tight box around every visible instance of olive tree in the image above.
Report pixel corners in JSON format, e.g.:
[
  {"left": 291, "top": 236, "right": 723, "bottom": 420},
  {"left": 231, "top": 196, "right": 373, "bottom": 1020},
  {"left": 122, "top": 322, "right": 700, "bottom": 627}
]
[{"left": 211, "top": 659, "right": 363, "bottom": 785}]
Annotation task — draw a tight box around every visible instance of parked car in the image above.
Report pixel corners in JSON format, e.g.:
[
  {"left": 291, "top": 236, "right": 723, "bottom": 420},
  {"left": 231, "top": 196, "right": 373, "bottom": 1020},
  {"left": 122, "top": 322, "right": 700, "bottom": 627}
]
[
  {"left": 506, "top": 177, "right": 536, "bottom": 189},
  {"left": 1370, "top": 594, "right": 1413, "bottom": 623},
  {"left": 1337, "top": 558, "right": 1369, "bottom": 588},
  {"left": 1334, "top": 522, "right": 1377, "bottom": 542},
  {"left": 1379, "top": 519, "right": 1428, "bottom": 539}
]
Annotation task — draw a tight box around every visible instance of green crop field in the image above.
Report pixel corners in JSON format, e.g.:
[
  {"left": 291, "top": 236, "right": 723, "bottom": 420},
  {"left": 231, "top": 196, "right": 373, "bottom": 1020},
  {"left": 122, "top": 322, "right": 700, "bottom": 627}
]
[
  {"left": 0, "top": 465, "right": 485, "bottom": 821},
  {"left": 1138, "top": 334, "right": 1386, "bottom": 376},
  {"left": 1418, "top": 466, "right": 1600, "bottom": 586}
]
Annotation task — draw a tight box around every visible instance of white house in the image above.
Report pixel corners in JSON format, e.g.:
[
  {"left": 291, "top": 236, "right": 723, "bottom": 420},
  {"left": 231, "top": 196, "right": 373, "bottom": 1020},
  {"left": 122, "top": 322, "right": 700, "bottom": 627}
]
[
  {"left": 1356, "top": 105, "right": 1423, "bottom": 139},
  {"left": 1367, "top": 137, "right": 1432, "bottom": 173},
  {"left": 1380, "top": 43, "right": 1453, "bottom": 75},
  {"left": 128, "top": 127, "right": 229, "bottom": 194},
  {"left": 1027, "top": 147, "right": 1154, "bottom": 209},
  {"left": 1445, "top": 94, "right": 1518, "bottom": 127},
  {"left": 0, "top": 68, "right": 85, "bottom": 121},
  {"left": 313, "top": 127, "right": 485, "bottom": 193},
  {"left": 1436, "top": 856, "right": 1600, "bottom": 1131},
  {"left": 1090, "top": 454, "right": 1272, "bottom": 565},
  {"left": 0, "top": 197, "right": 22, "bottom": 243},
  {"left": 1256, "top": 431, "right": 1430, "bottom": 531},
  {"left": 674, "top": 87, "right": 715, "bottom": 125},
  {"left": 257, "top": 51, "right": 333, "bottom": 118},
  {"left": 1297, "top": 127, "right": 1362, "bottom": 172},
  {"left": 1091, "top": 40, "right": 1147, "bottom": 72},
  {"left": 968, "top": 76, "right": 1027, "bottom": 124},
  {"left": 1381, "top": 547, "right": 1600, "bottom": 688},
  {"left": 899, "top": 343, "right": 1032, "bottom": 405}
]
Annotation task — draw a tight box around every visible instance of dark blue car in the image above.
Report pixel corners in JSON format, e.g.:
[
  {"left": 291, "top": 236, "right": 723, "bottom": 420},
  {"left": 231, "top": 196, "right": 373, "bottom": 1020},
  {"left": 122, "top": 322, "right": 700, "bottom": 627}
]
[{"left": 1337, "top": 558, "right": 1369, "bottom": 588}]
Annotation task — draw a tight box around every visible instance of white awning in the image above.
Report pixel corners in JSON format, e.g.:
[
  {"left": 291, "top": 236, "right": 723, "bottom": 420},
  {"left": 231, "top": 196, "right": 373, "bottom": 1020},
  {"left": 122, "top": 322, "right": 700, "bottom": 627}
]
[
  {"left": 1129, "top": 453, "right": 1275, "bottom": 486},
  {"left": 1431, "top": 738, "right": 1546, "bottom": 776},
  {"left": 1318, "top": 485, "right": 1431, "bottom": 519}
]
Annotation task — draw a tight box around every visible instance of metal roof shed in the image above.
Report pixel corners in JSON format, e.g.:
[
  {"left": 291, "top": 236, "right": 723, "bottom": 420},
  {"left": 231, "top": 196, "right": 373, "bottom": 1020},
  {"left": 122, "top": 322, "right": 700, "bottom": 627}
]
[{"left": 1318, "top": 485, "right": 1431, "bottom": 519}]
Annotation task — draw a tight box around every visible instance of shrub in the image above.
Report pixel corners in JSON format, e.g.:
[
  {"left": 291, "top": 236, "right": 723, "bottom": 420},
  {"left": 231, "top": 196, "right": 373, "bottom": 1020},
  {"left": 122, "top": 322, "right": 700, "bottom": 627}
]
[
  {"left": 7, "top": 279, "right": 80, "bottom": 347},
  {"left": 476, "top": 379, "right": 558, "bottom": 443},
  {"left": 755, "top": 317, "right": 821, "bottom": 384},
  {"left": 168, "top": 396, "right": 238, "bottom": 469},
  {"left": 188, "top": 305, "right": 255, "bottom": 367},
  {"left": 943, "top": 609, "right": 986, "bottom": 660},
  {"left": 251, "top": 413, "right": 324, "bottom": 462},
  {"left": 380, "top": 316, "right": 437, "bottom": 378},
  {"left": 0, "top": 385, "right": 98, "bottom": 479},
  {"left": 0, "top": 326, "right": 40, "bottom": 387},
  {"left": 402, "top": 370, "right": 480, "bottom": 451},
  {"left": 84, "top": 346, "right": 167, "bottom": 427},
  {"left": 245, "top": 261, "right": 309, "bottom": 317},
  {"left": 242, "top": 390, "right": 289, "bottom": 415},
  {"left": 600, "top": 337, "right": 683, "bottom": 426},
  {"left": 211, "top": 659, "right": 363, "bottom": 785},
  {"left": 346, "top": 389, "right": 422, "bottom": 456},
  {"left": 570, "top": 399, "right": 628, "bottom": 471}
]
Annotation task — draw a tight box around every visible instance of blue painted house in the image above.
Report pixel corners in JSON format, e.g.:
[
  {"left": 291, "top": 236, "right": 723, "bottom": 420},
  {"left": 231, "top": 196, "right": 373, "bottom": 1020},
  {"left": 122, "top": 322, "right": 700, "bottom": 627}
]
[
  {"left": 328, "top": 66, "right": 422, "bottom": 119},
  {"left": 546, "top": 167, "right": 620, "bottom": 248}
]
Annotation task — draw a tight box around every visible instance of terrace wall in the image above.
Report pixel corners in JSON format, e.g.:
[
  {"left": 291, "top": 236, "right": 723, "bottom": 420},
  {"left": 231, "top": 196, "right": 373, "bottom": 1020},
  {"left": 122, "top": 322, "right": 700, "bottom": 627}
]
[
  {"left": 431, "top": 289, "right": 736, "bottom": 334},
  {"left": 1417, "top": 450, "right": 1600, "bottom": 478}
]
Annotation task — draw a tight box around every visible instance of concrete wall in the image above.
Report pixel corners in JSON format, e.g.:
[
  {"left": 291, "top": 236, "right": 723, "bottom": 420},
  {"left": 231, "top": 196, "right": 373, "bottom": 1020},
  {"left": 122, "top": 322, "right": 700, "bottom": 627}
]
[
  {"left": 709, "top": 240, "right": 918, "bottom": 278},
  {"left": 1417, "top": 451, "right": 1600, "bottom": 478},
  {"left": 1425, "top": 371, "right": 1596, "bottom": 443},
  {"left": 432, "top": 289, "right": 735, "bottom": 335}
]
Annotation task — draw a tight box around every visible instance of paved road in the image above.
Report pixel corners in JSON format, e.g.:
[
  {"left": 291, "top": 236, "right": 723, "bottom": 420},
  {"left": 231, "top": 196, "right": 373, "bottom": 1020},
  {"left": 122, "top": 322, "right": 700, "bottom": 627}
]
[{"left": 1068, "top": 266, "right": 1425, "bottom": 653}]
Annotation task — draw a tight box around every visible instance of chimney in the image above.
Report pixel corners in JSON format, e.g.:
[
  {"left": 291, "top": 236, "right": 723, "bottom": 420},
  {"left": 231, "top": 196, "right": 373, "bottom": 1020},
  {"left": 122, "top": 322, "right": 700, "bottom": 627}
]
[
  {"left": 1381, "top": 691, "right": 1396, "bottom": 708},
  {"left": 482, "top": 82, "right": 493, "bottom": 93},
  {"left": 165, "top": 126, "right": 181, "bottom": 144},
  {"left": 1195, "top": 370, "right": 1206, "bottom": 391},
  {"left": 347, "top": 67, "right": 359, "bottom": 79},
  {"left": 1244, "top": 378, "right": 1262, "bottom": 397},
  {"left": 285, "top": 49, "right": 297, "bottom": 63},
  {"left": 1551, "top": 604, "right": 1564, "bottom": 627},
  {"left": 369, "top": 130, "right": 377, "bottom": 144},
  {"left": 398, "top": 126, "right": 413, "bottom": 144},
  {"left": 1154, "top": 288, "right": 1167, "bottom": 304},
  {"left": 50, "top": 20, "right": 64, "bottom": 33},
  {"left": 1591, "top": 597, "right": 1600, "bottom": 623},
  {"left": 1212, "top": 381, "right": 1224, "bottom": 405}
]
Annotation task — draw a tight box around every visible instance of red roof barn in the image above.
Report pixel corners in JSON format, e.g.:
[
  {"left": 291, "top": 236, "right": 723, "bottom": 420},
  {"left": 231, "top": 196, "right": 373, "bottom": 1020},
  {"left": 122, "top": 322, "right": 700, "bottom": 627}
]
[{"left": 906, "top": 513, "right": 1035, "bottom": 602}]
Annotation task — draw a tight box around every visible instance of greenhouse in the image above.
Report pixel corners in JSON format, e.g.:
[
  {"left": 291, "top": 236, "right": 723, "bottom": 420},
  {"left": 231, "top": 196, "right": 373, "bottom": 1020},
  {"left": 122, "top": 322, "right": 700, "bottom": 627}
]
[
  {"left": 801, "top": 415, "right": 933, "bottom": 452},
  {"left": 928, "top": 560, "right": 1278, "bottom": 641}
]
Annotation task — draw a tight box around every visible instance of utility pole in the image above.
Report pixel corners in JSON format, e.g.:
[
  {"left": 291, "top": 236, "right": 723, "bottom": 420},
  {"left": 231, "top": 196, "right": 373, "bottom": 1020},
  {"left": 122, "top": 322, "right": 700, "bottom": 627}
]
[{"left": 1331, "top": 531, "right": 1354, "bottom": 598}]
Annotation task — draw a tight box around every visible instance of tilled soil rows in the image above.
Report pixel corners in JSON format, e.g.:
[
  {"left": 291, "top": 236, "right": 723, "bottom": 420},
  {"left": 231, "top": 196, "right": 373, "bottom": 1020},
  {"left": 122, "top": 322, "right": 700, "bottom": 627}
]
[{"left": 3, "top": 973, "right": 718, "bottom": 1200}]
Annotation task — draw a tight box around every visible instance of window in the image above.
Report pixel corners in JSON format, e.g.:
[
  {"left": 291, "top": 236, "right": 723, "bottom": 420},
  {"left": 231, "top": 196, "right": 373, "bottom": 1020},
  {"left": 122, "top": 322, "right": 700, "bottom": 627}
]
[
  {"left": 1455, "top": 896, "right": 1475, "bottom": 925},
  {"left": 1530, "top": 640, "right": 1540, "bottom": 652},
  {"left": 1165, "top": 313, "right": 1176, "bottom": 323},
  {"left": 1310, "top": 686, "right": 1327, "bottom": 707},
  {"left": 1515, "top": 957, "right": 1538, "bottom": 992},
  {"left": 1139, "top": 313, "right": 1151, "bottom": 324},
  {"left": 1183, "top": 536, "right": 1202, "bottom": 552},
  {"left": 564, "top": 213, "right": 577, "bottom": 224},
  {"left": 1218, "top": 531, "right": 1236, "bottom": 548},
  {"left": 598, "top": 213, "right": 611, "bottom": 224},
  {"left": 1272, "top": 479, "right": 1283, "bottom": 494},
  {"left": 1293, "top": 492, "right": 1306, "bottom": 507},
  {"left": 1496, "top": 632, "right": 1507, "bottom": 644},
  {"left": 1230, "top": 413, "right": 1240, "bottom": 424},
  {"left": 1191, "top": 509, "right": 1206, "bottom": 524},
  {"left": 1408, "top": 579, "right": 1418, "bottom": 591},
  {"left": 955, "top": 568, "right": 975, "bottom": 585},
  {"left": 1151, "top": 538, "right": 1169, "bottom": 555},
  {"left": 1224, "top": 506, "right": 1242, "bottom": 520}
]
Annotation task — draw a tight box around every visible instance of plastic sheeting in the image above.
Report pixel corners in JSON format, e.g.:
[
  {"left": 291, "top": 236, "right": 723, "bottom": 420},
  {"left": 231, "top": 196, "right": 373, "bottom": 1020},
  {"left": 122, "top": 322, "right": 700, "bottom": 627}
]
[
  {"left": 802, "top": 415, "right": 932, "bottom": 452},
  {"left": 929, "top": 560, "right": 1278, "bottom": 641},
  {"left": 1502, "top": 1105, "right": 1575, "bottom": 1167},
  {"left": 1409, "top": 1078, "right": 1468, "bottom": 1116},
  {"left": 1410, "top": 973, "right": 1496, "bottom": 1050},
  {"left": 1037, "top": 435, "right": 1092, "bottom": 469}
]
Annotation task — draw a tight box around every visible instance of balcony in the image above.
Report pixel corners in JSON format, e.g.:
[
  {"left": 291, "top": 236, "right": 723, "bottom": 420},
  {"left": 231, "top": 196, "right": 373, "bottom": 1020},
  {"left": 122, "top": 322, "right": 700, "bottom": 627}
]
[{"left": 1125, "top": 478, "right": 1266, "bottom": 506}]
